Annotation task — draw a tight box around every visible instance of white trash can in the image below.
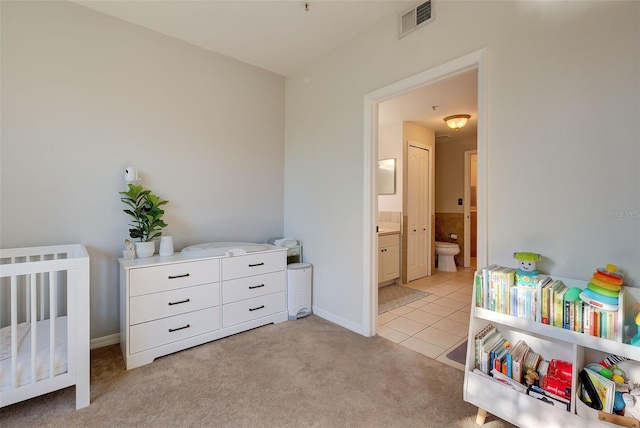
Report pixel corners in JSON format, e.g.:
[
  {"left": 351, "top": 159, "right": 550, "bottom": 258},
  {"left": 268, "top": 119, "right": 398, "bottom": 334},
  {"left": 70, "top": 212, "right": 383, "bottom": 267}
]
[{"left": 287, "top": 263, "right": 312, "bottom": 320}]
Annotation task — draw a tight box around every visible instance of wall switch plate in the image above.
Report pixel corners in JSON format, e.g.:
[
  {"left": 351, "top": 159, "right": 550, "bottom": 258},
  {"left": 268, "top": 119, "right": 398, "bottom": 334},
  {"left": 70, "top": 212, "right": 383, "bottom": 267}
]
[{"left": 458, "top": 198, "right": 463, "bottom": 205}]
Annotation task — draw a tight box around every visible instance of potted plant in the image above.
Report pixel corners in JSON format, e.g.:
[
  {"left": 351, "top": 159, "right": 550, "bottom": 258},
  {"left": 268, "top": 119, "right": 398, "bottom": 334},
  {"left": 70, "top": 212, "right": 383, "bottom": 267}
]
[{"left": 119, "top": 183, "right": 169, "bottom": 258}]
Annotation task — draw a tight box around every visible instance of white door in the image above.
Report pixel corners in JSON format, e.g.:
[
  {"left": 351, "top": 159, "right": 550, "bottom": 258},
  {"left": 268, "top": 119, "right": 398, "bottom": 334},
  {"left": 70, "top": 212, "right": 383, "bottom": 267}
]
[{"left": 407, "top": 144, "right": 430, "bottom": 281}]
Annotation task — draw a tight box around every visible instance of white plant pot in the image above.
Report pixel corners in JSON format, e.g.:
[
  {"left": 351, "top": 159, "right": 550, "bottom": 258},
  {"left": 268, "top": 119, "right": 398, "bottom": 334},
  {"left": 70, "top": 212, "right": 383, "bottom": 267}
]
[{"left": 135, "top": 241, "right": 155, "bottom": 258}]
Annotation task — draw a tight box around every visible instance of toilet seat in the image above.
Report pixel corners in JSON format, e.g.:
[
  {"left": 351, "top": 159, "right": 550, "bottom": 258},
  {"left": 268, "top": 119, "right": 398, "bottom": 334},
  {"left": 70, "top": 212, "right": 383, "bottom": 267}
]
[{"left": 435, "top": 242, "right": 458, "bottom": 248}]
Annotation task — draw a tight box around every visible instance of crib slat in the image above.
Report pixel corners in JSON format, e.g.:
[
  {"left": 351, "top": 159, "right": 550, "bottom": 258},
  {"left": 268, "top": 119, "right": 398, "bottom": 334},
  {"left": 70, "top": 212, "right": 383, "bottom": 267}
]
[
  {"left": 30, "top": 273, "right": 38, "bottom": 384},
  {"left": 40, "top": 275, "right": 45, "bottom": 321},
  {"left": 26, "top": 281, "right": 31, "bottom": 324},
  {"left": 11, "top": 275, "right": 18, "bottom": 389},
  {"left": 50, "top": 271, "right": 57, "bottom": 379}
]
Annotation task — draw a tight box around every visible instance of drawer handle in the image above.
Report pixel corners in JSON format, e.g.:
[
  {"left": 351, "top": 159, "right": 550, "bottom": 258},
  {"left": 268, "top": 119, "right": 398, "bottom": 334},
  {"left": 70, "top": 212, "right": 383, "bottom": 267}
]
[
  {"left": 168, "top": 298, "right": 190, "bottom": 306},
  {"left": 248, "top": 262, "right": 264, "bottom": 267},
  {"left": 168, "top": 324, "right": 190, "bottom": 333},
  {"left": 248, "top": 284, "right": 265, "bottom": 290},
  {"left": 249, "top": 305, "right": 265, "bottom": 312},
  {"left": 168, "top": 273, "right": 190, "bottom": 279}
]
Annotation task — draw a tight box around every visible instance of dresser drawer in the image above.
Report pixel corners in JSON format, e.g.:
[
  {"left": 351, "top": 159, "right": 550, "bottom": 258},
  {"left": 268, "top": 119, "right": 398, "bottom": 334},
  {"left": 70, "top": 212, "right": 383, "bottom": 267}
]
[
  {"left": 129, "top": 259, "right": 219, "bottom": 297},
  {"left": 222, "top": 271, "right": 286, "bottom": 304},
  {"left": 222, "top": 291, "right": 285, "bottom": 328},
  {"left": 222, "top": 251, "right": 285, "bottom": 281},
  {"left": 129, "top": 306, "right": 219, "bottom": 354},
  {"left": 130, "top": 282, "right": 220, "bottom": 325}
]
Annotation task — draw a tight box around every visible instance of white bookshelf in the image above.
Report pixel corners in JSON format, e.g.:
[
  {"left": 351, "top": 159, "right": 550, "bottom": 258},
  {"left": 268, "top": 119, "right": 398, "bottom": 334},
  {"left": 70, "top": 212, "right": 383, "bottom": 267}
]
[{"left": 463, "top": 276, "right": 640, "bottom": 427}]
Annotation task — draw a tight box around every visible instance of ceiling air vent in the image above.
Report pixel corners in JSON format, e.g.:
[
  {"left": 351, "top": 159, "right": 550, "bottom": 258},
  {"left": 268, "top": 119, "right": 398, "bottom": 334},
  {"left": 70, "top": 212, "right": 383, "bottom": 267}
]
[{"left": 399, "top": 1, "right": 434, "bottom": 39}]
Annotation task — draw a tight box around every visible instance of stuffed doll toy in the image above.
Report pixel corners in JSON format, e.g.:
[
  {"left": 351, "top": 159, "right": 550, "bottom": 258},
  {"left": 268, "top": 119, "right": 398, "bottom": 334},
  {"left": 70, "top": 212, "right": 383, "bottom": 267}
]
[{"left": 514, "top": 252, "right": 541, "bottom": 286}]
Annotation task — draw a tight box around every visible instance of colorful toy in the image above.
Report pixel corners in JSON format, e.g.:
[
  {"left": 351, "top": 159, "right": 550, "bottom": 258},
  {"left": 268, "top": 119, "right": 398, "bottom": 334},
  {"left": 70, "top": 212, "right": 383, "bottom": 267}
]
[
  {"left": 580, "top": 264, "right": 623, "bottom": 312},
  {"left": 541, "top": 359, "right": 572, "bottom": 399},
  {"left": 513, "top": 252, "right": 541, "bottom": 286},
  {"left": 631, "top": 304, "right": 640, "bottom": 347}
]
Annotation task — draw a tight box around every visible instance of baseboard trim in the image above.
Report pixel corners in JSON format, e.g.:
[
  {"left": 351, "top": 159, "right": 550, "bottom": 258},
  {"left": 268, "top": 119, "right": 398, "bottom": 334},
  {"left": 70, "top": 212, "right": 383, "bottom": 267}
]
[
  {"left": 312, "top": 306, "right": 364, "bottom": 336},
  {"left": 90, "top": 333, "right": 119, "bottom": 350}
]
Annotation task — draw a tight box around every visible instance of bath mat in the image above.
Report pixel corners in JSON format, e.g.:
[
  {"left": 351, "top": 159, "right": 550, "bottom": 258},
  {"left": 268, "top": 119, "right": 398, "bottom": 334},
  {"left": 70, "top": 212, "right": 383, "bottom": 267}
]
[
  {"left": 445, "top": 340, "right": 468, "bottom": 366},
  {"left": 378, "top": 285, "right": 432, "bottom": 314}
]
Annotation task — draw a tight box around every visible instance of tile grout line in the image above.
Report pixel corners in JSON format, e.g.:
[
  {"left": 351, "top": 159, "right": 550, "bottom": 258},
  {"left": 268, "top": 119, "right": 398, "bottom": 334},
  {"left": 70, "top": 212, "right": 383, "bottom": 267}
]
[{"left": 377, "top": 266, "right": 476, "bottom": 367}]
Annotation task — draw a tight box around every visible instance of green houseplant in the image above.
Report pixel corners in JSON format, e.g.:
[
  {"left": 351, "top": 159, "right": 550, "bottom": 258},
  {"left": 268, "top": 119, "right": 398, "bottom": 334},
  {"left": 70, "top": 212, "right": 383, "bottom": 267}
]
[{"left": 119, "top": 183, "right": 169, "bottom": 257}]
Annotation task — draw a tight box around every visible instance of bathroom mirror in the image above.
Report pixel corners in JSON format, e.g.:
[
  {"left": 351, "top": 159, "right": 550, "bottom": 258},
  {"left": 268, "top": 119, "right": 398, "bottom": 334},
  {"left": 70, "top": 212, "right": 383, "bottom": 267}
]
[{"left": 378, "top": 158, "right": 396, "bottom": 195}]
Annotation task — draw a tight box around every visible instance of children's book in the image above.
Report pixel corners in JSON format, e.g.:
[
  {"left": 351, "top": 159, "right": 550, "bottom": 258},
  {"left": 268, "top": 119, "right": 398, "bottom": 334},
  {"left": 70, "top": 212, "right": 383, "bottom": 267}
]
[
  {"left": 537, "top": 276, "right": 552, "bottom": 323},
  {"left": 474, "top": 271, "right": 483, "bottom": 308},
  {"left": 553, "top": 283, "right": 568, "bottom": 328},
  {"left": 580, "top": 367, "right": 615, "bottom": 413},
  {"left": 482, "top": 264, "right": 498, "bottom": 309}
]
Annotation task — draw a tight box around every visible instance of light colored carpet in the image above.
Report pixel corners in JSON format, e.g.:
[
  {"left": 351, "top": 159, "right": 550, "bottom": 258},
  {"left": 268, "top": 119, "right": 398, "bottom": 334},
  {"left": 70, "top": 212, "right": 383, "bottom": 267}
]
[
  {"left": 0, "top": 315, "right": 514, "bottom": 428},
  {"left": 378, "top": 284, "right": 432, "bottom": 314}
]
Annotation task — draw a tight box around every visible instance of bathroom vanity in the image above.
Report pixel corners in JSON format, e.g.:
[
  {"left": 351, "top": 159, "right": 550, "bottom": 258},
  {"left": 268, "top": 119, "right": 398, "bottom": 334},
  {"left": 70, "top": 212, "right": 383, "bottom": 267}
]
[
  {"left": 378, "top": 231, "right": 400, "bottom": 284},
  {"left": 118, "top": 243, "right": 288, "bottom": 369}
]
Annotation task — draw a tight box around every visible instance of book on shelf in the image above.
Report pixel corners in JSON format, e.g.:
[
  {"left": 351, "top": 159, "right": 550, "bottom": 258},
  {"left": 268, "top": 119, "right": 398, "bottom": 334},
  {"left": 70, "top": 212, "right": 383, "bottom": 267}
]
[
  {"left": 487, "top": 337, "right": 510, "bottom": 375},
  {"left": 553, "top": 284, "right": 568, "bottom": 328},
  {"left": 481, "top": 264, "right": 497, "bottom": 309},
  {"left": 490, "top": 368, "right": 527, "bottom": 393},
  {"left": 574, "top": 300, "right": 583, "bottom": 333},
  {"left": 528, "top": 386, "right": 571, "bottom": 411},
  {"left": 535, "top": 276, "right": 552, "bottom": 323},
  {"left": 580, "top": 367, "right": 615, "bottom": 413},
  {"left": 474, "top": 271, "right": 483, "bottom": 308},
  {"left": 508, "top": 340, "right": 530, "bottom": 383},
  {"left": 472, "top": 368, "right": 523, "bottom": 392},
  {"left": 474, "top": 324, "right": 498, "bottom": 372},
  {"left": 547, "top": 280, "right": 564, "bottom": 326},
  {"left": 474, "top": 265, "right": 626, "bottom": 342},
  {"left": 510, "top": 285, "right": 539, "bottom": 321},
  {"left": 540, "top": 279, "right": 553, "bottom": 324}
]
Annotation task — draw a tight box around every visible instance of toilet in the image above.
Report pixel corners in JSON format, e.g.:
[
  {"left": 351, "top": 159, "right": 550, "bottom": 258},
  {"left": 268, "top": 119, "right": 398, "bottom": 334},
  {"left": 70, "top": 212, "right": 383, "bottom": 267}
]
[{"left": 435, "top": 241, "right": 460, "bottom": 272}]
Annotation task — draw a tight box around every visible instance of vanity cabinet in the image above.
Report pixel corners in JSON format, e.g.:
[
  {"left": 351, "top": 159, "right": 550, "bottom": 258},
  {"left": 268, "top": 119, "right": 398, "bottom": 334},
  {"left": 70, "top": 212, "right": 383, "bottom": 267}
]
[
  {"left": 119, "top": 246, "right": 287, "bottom": 370},
  {"left": 378, "top": 233, "right": 400, "bottom": 283}
]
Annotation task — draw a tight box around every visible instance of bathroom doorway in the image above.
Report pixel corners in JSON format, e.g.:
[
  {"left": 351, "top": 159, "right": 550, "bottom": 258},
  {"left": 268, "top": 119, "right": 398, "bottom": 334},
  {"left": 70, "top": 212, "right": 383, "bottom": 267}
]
[
  {"left": 363, "top": 48, "right": 488, "bottom": 337},
  {"left": 464, "top": 150, "right": 478, "bottom": 267}
]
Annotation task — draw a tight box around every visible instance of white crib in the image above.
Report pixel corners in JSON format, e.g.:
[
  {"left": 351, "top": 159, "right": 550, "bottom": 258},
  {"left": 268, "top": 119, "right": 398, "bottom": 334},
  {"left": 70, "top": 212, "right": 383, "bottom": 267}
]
[{"left": 0, "top": 244, "right": 90, "bottom": 409}]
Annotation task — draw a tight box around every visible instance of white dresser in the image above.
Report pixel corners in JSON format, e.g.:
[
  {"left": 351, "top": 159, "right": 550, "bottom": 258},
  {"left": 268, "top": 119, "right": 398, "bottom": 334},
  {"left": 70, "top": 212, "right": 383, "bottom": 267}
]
[{"left": 119, "top": 245, "right": 287, "bottom": 370}]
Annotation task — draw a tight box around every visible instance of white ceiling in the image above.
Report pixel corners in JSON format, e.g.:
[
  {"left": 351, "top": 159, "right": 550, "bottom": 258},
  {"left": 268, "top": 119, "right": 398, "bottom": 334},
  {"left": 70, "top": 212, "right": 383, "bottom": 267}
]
[
  {"left": 74, "top": 0, "right": 416, "bottom": 76},
  {"left": 74, "top": 0, "right": 477, "bottom": 143},
  {"left": 379, "top": 69, "right": 478, "bottom": 143}
]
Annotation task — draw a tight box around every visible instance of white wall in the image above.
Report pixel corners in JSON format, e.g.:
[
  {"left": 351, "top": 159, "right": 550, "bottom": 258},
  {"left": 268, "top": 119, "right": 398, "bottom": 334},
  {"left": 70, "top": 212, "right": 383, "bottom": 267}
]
[
  {"left": 284, "top": 1, "right": 639, "bottom": 331},
  {"left": 1, "top": 1, "right": 285, "bottom": 339},
  {"left": 435, "top": 137, "right": 477, "bottom": 213}
]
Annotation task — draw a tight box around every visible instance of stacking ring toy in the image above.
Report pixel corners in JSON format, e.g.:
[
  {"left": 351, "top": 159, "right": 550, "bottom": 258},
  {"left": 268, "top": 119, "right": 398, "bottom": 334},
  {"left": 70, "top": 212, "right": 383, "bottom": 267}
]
[
  {"left": 580, "top": 291, "right": 619, "bottom": 311},
  {"left": 596, "top": 264, "right": 624, "bottom": 282},
  {"left": 587, "top": 281, "right": 621, "bottom": 297},
  {"left": 590, "top": 277, "right": 622, "bottom": 291},
  {"left": 594, "top": 271, "right": 623, "bottom": 286},
  {"left": 582, "top": 288, "right": 619, "bottom": 305}
]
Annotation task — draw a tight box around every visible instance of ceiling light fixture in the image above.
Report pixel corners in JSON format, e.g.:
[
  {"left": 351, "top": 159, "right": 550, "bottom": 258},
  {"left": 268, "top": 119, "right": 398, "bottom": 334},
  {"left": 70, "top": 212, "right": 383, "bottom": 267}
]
[{"left": 443, "top": 114, "right": 471, "bottom": 131}]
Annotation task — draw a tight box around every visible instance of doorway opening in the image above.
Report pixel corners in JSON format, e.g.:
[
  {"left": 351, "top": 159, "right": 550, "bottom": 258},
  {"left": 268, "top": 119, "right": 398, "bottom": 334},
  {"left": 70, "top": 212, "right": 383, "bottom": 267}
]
[
  {"left": 363, "top": 49, "right": 488, "bottom": 338},
  {"left": 464, "top": 150, "right": 478, "bottom": 268}
]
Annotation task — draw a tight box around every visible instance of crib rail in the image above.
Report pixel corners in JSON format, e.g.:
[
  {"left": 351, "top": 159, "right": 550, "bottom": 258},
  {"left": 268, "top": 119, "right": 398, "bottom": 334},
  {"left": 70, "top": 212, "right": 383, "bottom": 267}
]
[{"left": 0, "top": 244, "right": 90, "bottom": 409}]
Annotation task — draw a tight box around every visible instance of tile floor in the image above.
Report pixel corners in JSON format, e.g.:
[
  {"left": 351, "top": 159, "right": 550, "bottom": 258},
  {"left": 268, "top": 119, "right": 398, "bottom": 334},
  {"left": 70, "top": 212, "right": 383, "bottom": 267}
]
[{"left": 377, "top": 261, "right": 476, "bottom": 371}]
